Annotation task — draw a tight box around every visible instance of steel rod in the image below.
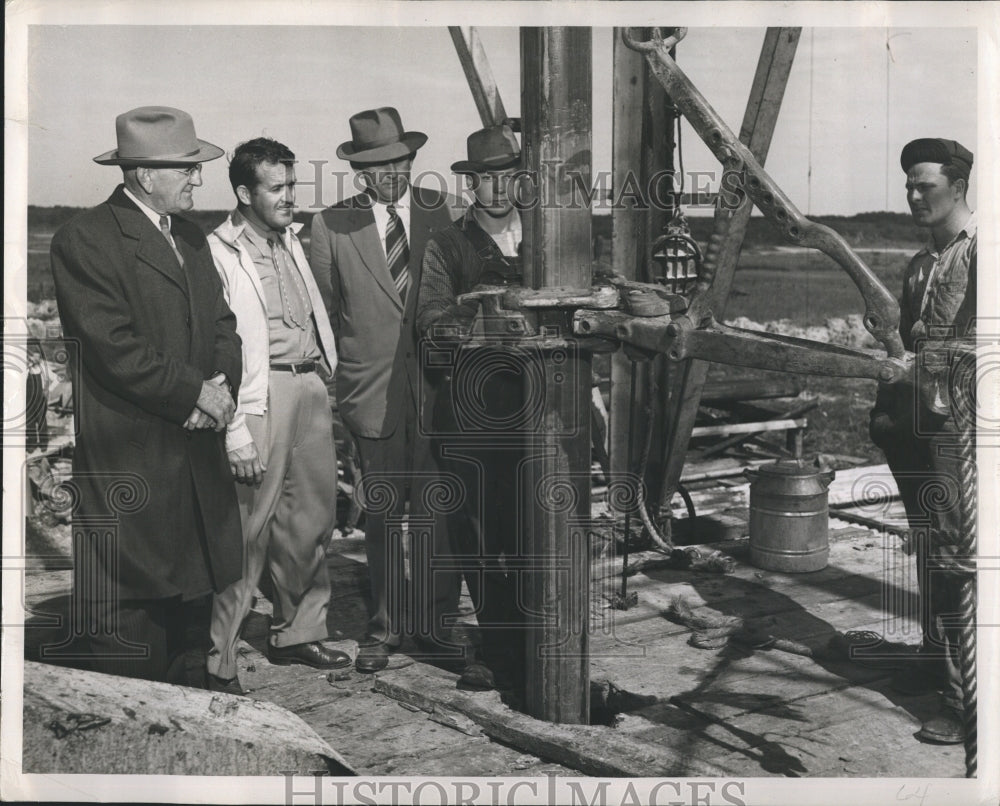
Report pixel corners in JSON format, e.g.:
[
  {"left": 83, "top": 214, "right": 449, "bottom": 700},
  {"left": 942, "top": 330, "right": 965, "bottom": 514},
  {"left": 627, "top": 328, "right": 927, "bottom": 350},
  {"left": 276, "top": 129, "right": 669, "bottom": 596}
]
[{"left": 520, "top": 26, "right": 594, "bottom": 724}]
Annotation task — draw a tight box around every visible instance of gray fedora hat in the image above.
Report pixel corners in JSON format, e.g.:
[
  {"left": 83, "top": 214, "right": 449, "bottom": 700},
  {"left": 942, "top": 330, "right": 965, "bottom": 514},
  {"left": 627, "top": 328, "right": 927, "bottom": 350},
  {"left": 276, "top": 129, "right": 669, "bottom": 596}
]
[
  {"left": 93, "top": 106, "right": 224, "bottom": 166},
  {"left": 451, "top": 125, "right": 521, "bottom": 174},
  {"left": 336, "top": 107, "right": 427, "bottom": 164}
]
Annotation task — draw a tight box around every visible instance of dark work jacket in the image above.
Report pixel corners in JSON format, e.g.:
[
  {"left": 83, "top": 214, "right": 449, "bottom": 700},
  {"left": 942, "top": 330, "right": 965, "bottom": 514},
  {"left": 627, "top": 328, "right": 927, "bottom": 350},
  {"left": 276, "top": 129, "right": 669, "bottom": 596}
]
[
  {"left": 50, "top": 186, "right": 243, "bottom": 600},
  {"left": 416, "top": 209, "right": 524, "bottom": 437}
]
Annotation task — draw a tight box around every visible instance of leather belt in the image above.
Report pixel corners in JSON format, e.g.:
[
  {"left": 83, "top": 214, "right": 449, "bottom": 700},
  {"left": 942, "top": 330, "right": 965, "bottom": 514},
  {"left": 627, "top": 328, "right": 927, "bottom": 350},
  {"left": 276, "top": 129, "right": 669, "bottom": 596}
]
[{"left": 270, "top": 360, "right": 318, "bottom": 375}]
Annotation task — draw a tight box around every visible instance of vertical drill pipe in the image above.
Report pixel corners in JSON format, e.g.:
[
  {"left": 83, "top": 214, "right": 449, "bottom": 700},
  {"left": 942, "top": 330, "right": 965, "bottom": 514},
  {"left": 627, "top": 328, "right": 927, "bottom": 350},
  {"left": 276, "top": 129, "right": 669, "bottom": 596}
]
[
  {"left": 520, "top": 26, "right": 594, "bottom": 724},
  {"left": 657, "top": 28, "right": 800, "bottom": 514}
]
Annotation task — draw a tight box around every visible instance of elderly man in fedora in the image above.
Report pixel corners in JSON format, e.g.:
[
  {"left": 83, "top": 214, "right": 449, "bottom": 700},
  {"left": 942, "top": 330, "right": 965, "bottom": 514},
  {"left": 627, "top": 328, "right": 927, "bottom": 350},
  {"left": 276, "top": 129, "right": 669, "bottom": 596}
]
[
  {"left": 49, "top": 106, "right": 243, "bottom": 683},
  {"left": 310, "top": 107, "right": 462, "bottom": 673},
  {"left": 416, "top": 124, "right": 528, "bottom": 693}
]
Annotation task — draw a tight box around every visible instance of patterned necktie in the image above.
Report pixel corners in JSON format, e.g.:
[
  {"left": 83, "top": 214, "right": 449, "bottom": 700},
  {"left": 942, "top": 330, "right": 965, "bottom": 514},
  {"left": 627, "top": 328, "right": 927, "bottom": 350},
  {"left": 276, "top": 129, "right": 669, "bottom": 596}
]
[
  {"left": 385, "top": 204, "right": 410, "bottom": 303},
  {"left": 159, "top": 215, "right": 184, "bottom": 267},
  {"left": 267, "top": 234, "right": 309, "bottom": 330}
]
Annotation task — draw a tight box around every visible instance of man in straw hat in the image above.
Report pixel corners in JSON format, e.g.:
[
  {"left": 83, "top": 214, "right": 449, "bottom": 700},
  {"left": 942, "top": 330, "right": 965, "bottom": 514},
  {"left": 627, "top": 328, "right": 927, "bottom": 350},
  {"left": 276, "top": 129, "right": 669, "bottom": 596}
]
[
  {"left": 310, "top": 107, "right": 461, "bottom": 673},
  {"left": 49, "top": 106, "right": 243, "bottom": 683},
  {"left": 416, "top": 124, "right": 528, "bottom": 693},
  {"left": 869, "top": 137, "right": 976, "bottom": 744}
]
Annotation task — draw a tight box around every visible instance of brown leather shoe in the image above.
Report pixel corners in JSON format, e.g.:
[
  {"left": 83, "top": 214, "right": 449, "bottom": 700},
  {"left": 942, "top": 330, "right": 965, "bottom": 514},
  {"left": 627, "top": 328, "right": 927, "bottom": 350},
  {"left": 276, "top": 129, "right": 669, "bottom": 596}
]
[
  {"left": 917, "top": 706, "right": 966, "bottom": 744},
  {"left": 207, "top": 673, "right": 247, "bottom": 696},
  {"left": 267, "top": 641, "right": 351, "bottom": 670},
  {"left": 355, "top": 642, "right": 392, "bottom": 674}
]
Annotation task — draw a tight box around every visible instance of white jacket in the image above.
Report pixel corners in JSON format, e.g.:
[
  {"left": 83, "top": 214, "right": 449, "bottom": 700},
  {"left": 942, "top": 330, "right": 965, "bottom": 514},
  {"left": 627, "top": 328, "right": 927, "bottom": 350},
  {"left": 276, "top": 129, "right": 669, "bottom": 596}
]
[{"left": 208, "top": 212, "right": 337, "bottom": 453}]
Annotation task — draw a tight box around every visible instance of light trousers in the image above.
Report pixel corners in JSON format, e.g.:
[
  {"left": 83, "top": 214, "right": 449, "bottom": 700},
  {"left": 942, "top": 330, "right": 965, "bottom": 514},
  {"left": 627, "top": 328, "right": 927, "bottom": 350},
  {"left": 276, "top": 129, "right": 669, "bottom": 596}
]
[{"left": 207, "top": 370, "right": 337, "bottom": 680}]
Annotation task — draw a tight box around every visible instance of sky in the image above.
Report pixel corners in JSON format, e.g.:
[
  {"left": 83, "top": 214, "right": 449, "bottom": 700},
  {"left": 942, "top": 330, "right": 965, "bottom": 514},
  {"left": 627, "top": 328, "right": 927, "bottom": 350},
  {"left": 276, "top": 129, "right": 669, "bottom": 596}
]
[{"left": 24, "top": 23, "right": 978, "bottom": 215}]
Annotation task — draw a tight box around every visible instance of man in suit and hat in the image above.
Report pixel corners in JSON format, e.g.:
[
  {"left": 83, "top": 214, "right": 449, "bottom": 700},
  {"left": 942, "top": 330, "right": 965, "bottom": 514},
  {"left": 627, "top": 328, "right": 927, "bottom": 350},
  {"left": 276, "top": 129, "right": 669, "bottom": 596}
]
[
  {"left": 310, "top": 107, "right": 461, "bottom": 673},
  {"left": 416, "top": 124, "right": 528, "bottom": 692},
  {"left": 205, "top": 138, "right": 349, "bottom": 694},
  {"left": 869, "top": 137, "right": 976, "bottom": 744},
  {"left": 49, "top": 106, "right": 243, "bottom": 682}
]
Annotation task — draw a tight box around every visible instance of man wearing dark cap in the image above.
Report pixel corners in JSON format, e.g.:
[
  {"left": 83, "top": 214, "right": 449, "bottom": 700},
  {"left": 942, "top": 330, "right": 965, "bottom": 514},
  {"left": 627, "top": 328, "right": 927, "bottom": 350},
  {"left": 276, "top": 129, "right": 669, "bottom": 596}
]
[
  {"left": 869, "top": 137, "right": 976, "bottom": 744},
  {"left": 416, "top": 124, "right": 528, "bottom": 693},
  {"left": 49, "top": 107, "right": 243, "bottom": 682},
  {"left": 310, "top": 108, "right": 461, "bottom": 672}
]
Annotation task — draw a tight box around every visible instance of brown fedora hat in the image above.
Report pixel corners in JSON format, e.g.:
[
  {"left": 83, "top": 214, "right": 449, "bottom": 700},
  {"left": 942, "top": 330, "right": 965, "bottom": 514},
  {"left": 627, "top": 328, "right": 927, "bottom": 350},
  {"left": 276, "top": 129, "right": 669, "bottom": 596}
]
[
  {"left": 451, "top": 125, "right": 521, "bottom": 174},
  {"left": 336, "top": 107, "right": 427, "bottom": 164},
  {"left": 93, "top": 106, "right": 224, "bottom": 166}
]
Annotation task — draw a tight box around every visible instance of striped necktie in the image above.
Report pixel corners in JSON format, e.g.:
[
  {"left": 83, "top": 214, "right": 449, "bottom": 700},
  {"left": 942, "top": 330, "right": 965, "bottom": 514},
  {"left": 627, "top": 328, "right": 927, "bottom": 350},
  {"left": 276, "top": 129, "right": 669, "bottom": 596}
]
[
  {"left": 385, "top": 204, "right": 410, "bottom": 303},
  {"left": 158, "top": 215, "right": 184, "bottom": 267}
]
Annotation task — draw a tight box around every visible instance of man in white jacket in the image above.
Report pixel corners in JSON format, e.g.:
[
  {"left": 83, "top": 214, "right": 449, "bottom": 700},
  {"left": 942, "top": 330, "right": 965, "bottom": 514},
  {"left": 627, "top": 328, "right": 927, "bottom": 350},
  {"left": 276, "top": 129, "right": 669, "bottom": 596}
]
[{"left": 205, "top": 137, "right": 347, "bottom": 693}]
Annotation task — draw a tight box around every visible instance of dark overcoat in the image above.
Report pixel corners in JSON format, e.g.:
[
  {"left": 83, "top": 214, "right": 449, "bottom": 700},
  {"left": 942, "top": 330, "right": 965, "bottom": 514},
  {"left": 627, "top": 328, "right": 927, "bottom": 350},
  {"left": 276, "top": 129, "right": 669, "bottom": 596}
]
[{"left": 50, "top": 185, "right": 243, "bottom": 601}]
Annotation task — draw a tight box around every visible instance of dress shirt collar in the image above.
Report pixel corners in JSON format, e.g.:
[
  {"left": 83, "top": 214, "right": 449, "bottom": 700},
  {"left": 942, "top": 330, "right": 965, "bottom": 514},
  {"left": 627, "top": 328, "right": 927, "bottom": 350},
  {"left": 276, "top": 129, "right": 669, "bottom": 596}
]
[
  {"left": 369, "top": 186, "right": 411, "bottom": 243},
  {"left": 123, "top": 186, "right": 170, "bottom": 230}
]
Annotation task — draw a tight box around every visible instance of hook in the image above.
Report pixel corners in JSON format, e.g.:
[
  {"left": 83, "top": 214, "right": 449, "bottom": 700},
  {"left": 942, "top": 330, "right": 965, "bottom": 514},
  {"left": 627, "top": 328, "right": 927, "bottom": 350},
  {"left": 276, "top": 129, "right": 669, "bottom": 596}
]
[{"left": 621, "top": 27, "right": 688, "bottom": 54}]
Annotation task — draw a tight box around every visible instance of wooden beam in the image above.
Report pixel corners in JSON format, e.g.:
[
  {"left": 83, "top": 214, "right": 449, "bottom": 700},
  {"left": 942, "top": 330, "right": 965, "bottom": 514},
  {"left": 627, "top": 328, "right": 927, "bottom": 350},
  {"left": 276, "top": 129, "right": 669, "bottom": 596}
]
[
  {"left": 373, "top": 664, "right": 727, "bottom": 777},
  {"left": 449, "top": 27, "right": 508, "bottom": 127},
  {"left": 609, "top": 28, "right": 674, "bottom": 485},
  {"left": 691, "top": 417, "right": 807, "bottom": 439}
]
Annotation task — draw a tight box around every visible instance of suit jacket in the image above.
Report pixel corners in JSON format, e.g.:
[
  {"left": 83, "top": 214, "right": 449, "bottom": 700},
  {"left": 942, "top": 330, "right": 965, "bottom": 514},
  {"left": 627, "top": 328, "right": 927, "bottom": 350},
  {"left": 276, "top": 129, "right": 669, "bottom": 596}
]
[
  {"left": 50, "top": 185, "right": 244, "bottom": 600},
  {"left": 309, "top": 185, "right": 459, "bottom": 438}
]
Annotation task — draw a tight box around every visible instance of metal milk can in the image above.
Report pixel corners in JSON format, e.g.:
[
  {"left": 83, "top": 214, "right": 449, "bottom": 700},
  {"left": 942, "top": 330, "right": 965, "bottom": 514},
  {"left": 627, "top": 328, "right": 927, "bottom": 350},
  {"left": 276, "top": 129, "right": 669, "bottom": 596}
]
[{"left": 745, "top": 460, "right": 836, "bottom": 573}]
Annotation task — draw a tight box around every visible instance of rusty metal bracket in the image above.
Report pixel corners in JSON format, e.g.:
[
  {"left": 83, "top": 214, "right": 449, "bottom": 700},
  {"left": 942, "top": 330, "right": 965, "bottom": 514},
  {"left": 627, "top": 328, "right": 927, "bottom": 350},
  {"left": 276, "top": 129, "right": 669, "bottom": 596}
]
[{"left": 622, "top": 27, "right": 905, "bottom": 360}]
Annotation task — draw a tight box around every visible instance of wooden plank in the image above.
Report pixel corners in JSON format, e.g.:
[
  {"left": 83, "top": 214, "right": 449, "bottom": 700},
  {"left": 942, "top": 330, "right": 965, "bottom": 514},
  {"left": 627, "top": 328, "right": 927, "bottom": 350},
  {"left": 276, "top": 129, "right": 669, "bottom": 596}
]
[
  {"left": 373, "top": 663, "right": 728, "bottom": 777},
  {"left": 679, "top": 456, "right": 770, "bottom": 483},
  {"left": 692, "top": 417, "right": 807, "bottom": 438},
  {"left": 700, "top": 376, "right": 804, "bottom": 404},
  {"left": 448, "top": 27, "right": 507, "bottom": 127},
  {"left": 22, "top": 661, "right": 353, "bottom": 775},
  {"left": 701, "top": 685, "right": 965, "bottom": 777},
  {"left": 590, "top": 530, "right": 916, "bottom": 640}
]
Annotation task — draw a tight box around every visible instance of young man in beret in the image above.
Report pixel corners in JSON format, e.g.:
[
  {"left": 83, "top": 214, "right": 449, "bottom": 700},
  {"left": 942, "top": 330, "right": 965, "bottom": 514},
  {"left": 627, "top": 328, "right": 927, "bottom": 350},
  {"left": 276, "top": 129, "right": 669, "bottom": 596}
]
[{"left": 869, "top": 137, "right": 976, "bottom": 744}]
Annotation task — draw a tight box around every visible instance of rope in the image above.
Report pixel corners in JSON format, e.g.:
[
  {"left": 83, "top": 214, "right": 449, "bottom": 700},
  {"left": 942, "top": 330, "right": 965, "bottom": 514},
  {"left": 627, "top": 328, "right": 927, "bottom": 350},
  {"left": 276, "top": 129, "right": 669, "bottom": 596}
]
[{"left": 951, "top": 344, "right": 977, "bottom": 777}]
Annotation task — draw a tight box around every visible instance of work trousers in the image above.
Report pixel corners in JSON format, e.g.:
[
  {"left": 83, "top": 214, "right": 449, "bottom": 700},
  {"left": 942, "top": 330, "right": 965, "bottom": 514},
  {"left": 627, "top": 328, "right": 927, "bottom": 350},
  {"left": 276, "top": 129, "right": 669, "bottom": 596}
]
[
  {"left": 430, "top": 357, "right": 527, "bottom": 673},
  {"left": 354, "top": 382, "right": 461, "bottom": 650},
  {"left": 207, "top": 370, "right": 337, "bottom": 680},
  {"left": 879, "top": 408, "right": 970, "bottom": 710}
]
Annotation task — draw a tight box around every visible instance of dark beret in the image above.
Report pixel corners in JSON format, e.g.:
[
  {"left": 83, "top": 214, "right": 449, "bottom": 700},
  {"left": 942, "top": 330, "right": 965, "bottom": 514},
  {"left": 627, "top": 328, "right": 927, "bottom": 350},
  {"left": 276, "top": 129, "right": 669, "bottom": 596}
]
[{"left": 900, "top": 138, "right": 973, "bottom": 178}]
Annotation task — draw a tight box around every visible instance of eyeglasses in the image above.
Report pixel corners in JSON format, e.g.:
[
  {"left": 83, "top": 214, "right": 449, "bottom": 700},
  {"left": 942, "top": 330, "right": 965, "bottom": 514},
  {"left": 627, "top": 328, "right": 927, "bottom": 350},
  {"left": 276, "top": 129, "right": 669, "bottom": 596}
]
[{"left": 164, "top": 164, "right": 202, "bottom": 178}]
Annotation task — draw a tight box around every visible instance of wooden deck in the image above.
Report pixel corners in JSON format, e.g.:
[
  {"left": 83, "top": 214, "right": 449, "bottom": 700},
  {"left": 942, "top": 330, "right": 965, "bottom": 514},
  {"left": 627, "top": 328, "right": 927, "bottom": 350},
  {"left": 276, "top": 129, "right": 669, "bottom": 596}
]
[{"left": 21, "top": 463, "right": 966, "bottom": 778}]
